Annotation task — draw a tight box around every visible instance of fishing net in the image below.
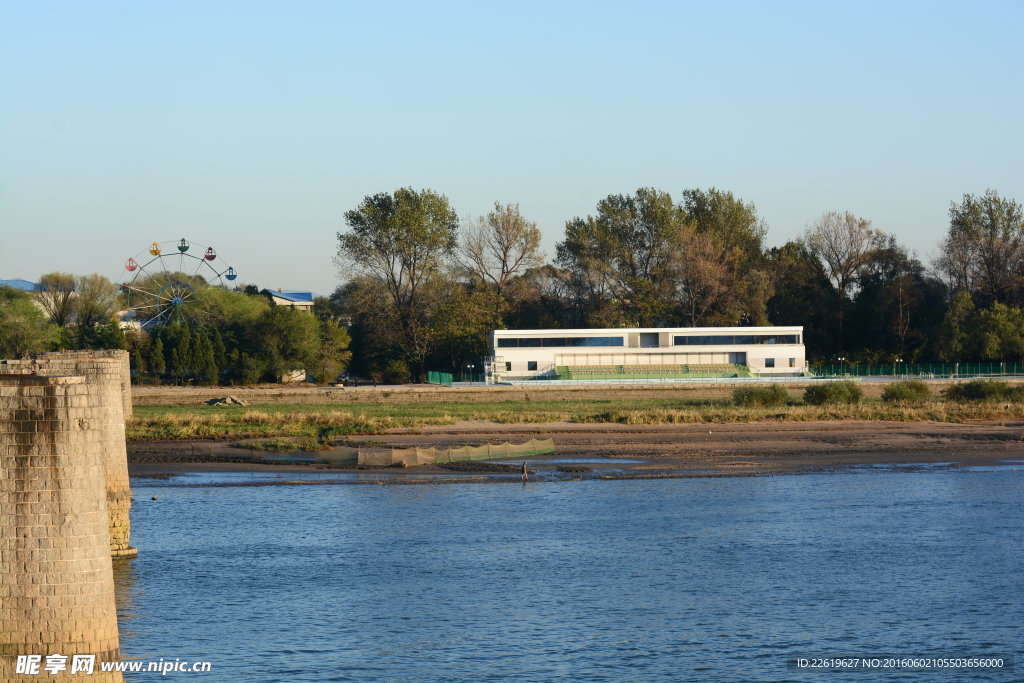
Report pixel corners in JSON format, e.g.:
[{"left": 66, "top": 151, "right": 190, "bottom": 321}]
[{"left": 358, "top": 438, "right": 555, "bottom": 467}]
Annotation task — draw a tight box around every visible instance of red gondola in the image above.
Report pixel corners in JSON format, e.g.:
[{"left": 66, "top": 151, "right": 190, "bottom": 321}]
[
  {"left": 204, "top": 247, "right": 217, "bottom": 261},
  {"left": 125, "top": 258, "right": 139, "bottom": 272}
]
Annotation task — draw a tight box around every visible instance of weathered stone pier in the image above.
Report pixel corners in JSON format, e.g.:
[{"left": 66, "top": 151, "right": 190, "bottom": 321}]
[
  {"left": 1, "top": 352, "right": 133, "bottom": 681},
  {"left": 1, "top": 350, "right": 134, "bottom": 557}
]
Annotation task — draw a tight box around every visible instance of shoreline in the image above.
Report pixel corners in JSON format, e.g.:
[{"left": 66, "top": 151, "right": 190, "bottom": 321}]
[{"left": 128, "top": 418, "right": 1024, "bottom": 481}]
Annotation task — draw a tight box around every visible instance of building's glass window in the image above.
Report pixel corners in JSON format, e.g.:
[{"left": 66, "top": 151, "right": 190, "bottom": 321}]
[
  {"left": 505, "top": 362, "right": 512, "bottom": 371},
  {"left": 528, "top": 361, "right": 538, "bottom": 371},
  {"left": 497, "top": 337, "right": 624, "bottom": 348},
  {"left": 673, "top": 334, "right": 800, "bottom": 346},
  {"left": 789, "top": 358, "right": 796, "bottom": 367},
  {"left": 765, "top": 358, "right": 775, "bottom": 368}
]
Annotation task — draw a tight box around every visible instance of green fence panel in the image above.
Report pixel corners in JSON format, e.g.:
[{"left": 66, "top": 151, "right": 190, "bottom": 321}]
[
  {"left": 427, "top": 371, "right": 453, "bottom": 386},
  {"left": 810, "top": 363, "right": 1024, "bottom": 377}
]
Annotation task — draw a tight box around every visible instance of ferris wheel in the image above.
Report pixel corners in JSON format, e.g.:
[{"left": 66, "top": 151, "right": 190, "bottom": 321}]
[{"left": 117, "top": 238, "right": 237, "bottom": 327}]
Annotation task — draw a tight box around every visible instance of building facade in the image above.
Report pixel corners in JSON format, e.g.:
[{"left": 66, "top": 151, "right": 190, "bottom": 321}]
[{"left": 489, "top": 326, "right": 806, "bottom": 380}]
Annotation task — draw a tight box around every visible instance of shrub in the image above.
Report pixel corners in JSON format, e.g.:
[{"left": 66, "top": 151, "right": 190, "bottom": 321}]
[
  {"left": 881, "top": 380, "right": 931, "bottom": 403},
  {"left": 943, "top": 379, "right": 1024, "bottom": 402},
  {"left": 382, "top": 360, "right": 411, "bottom": 385},
  {"left": 733, "top": 384, "right": 790, "bottom": 407},
  {"left": 803, "top": 380, "right": 863, "bottom": 406}
]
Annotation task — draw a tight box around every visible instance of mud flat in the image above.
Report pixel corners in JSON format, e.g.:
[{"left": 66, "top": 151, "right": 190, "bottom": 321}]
[{"left": 128, "top": 419, "right": 1024, "bottom": 479}]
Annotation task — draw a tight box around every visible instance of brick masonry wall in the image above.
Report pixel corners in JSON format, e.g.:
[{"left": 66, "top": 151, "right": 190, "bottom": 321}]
[
  {"left": 34, "top": 350, "right": 132, "bottom": 419},
  {"left": 0, "top": 353, "right": 135, "bottom": 558},
  {"left": 0, "top": 376, "right": 123, "bottom": 682}
]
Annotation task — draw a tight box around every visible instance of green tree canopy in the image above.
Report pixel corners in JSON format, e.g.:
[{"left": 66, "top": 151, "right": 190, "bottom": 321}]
[
  {"left": 556, "top": 188, "right": 685, "bottom": 327},
  {"left": 0, "top": 286, "right": 59, "bottom": 358},
  {"left": 937, "top": 189, "right": 1024, "bottom": 306},
  {"left": 336, "top": 187, "right": 459, "bottom": 372}
]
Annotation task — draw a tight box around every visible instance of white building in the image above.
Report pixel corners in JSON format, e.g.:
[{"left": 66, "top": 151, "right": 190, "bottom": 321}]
[{"left": 488, "top": 326, "right": 806, "bottom": 381}]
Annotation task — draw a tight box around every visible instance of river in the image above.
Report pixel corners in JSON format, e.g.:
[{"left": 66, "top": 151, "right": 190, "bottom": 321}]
[{"left": 114, "top": 468, "right": 1023, "bottom": 681}]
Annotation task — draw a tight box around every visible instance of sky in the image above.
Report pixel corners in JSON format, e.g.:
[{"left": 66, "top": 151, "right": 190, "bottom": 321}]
[{"left": 1, "top": 0, "right": 1022, "bottom": 297}]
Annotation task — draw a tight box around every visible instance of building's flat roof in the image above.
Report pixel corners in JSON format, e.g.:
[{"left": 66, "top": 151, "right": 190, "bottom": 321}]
[{"left": 493, "top": 326, "right": 802, "bottom": 335}]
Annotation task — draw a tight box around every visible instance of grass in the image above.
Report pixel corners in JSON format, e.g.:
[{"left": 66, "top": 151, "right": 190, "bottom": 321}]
[
  {"left": 126, "top": 395, "right": 1024, "bottom": 440},
  {"left": 230, "top": 438, "right": 333, "bottom": 452}
]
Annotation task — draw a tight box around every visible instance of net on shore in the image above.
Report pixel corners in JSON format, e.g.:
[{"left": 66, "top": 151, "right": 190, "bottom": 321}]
[{"left": 357, "top": 438, "right": 555, "bottom": 467}]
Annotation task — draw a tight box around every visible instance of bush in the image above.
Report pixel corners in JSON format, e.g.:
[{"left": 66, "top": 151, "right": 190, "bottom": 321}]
[
  {"left": 881, "top": 380, "right": 931, "bottom": 403},
  {"left": 382, "top": 360, "right": 411, "bottom": 385},
  {"left": 943, "top": 379, "right": 1024, "bottom": 402},
  {"left": 733, "top": 384, "right": 790, "bottom": 407},
  {"left": 803, "top": 380, "right": 863, "bottom": 406}
]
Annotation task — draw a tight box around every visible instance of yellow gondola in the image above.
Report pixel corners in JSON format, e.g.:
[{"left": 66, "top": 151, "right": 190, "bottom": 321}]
[{"left": 149, "top": 242, "right": 161, "bottom": 256}]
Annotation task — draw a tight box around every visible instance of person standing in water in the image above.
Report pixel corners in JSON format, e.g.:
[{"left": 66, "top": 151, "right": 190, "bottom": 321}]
[{"left": 521, "top": 462, "right": 529, "bottom": 481}]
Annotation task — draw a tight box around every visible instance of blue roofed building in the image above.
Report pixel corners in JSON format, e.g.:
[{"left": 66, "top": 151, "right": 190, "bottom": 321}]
[
  {"left": 0, "top": 279, "right": 44, "bottom": 292},
  {"left": 269, "top": 289, "right": 315, "bottom": 312}
]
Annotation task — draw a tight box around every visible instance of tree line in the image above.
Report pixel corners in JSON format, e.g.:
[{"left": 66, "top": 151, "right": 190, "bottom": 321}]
[
  {"left": 335, "top": 187, "right": 1024, "bottom": 377},
  {"left": 0, "top": 278, "right": 352, "bottom": 385},
  {"left": 2, "top": 187, "right": 1021, "bottom": 383}
]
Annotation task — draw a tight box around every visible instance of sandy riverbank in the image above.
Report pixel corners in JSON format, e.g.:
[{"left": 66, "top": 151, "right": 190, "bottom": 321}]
[{"left": 128, "top": 419, "right": 1024, "bottom": 480}]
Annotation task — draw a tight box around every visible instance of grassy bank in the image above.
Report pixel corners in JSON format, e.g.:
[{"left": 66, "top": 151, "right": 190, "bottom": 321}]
[{"left": 126, "top": 397, "right": 1024, "bottom": 440}]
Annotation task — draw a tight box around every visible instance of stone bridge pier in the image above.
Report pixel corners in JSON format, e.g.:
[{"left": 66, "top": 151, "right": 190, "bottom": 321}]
[
  {"left": 1, "top": 375, "right": 124, "bottom": 682},
  {"left": 0, "top": 351, "right": 134, "bottom": 558}
]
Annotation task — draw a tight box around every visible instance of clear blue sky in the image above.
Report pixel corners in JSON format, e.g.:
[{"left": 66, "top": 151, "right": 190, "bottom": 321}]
[{"left": 2, "top": 0, "right": 1021, "bottom": 296}]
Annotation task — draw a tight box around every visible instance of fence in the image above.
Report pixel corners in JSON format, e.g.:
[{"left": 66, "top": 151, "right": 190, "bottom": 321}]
[
  {"left": 812, "top": 363, "right": 1024, "bottom": 378},
  {"left": 358, "top": 437, "right": 555, "bottom": 467},
  {"left": 427, "top": 371, "right": 453, "bottom": 386}
]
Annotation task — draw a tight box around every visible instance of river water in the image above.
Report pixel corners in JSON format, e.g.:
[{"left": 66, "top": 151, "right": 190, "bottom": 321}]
[{"left": 115, "top": 469, "right": 1023, "bottom": 682}]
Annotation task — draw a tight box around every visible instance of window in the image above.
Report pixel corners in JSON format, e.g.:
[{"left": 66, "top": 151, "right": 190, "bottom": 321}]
[
  {"left": 505, "top": 362, "right": 512, "bottom": 372},
  {"left": 528, "top": 361, "right": 538, "bottom": 371},
  {"left": 765, "top": 358, "right": 775, "bottom": 368},
  {"left": 497, "top": 337, "right": 624, "bottom": 348},
  {"left": 789, "top": 358, "right": 796, "bottom": 368},
  {"left": 674, "top": 334, "right": 800, "bottom": 346}
]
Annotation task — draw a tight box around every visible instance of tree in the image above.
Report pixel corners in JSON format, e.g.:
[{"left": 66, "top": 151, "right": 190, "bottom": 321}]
[
  {"left": 149, "top": 337, "right": 166, "bottom": 377},
  {"left": 935, "top": 292, "right": 976, "bottom": 362},
  {"left": 936, "top": 190, "right": 1024, "bottom": 305},
  {"left": 681, "top": 188, "right": 772, "bottom": 324},
  {"left": 670, "top": 229, "right": 733, "bottom": 326},
  {"left": 193, "top": 333, "right": 218, "bottom": 385},
  {"left": 211, "top": 327, "right": 227, "bottom": 370},
  {"left": 848, "top": 233, "right": 940, "bottom": 360},
  {"left": 0, "top": 286, "right": 59, "bottom": 358},
  {"left": 766, "top": 242, "right": 837, "bottom": 360},
  {"left": 37, "top": 272, "right": 78, "bottom": 328},
  {"left": 336, "top": 188, "right": 459, "bottom": 375},
  {"left": 804, "top": 211, "right": 875, "bottom": 350},
  {"left": 459, "top": 202, "right": 544, "bottom": 322},
  {"left": 556, "top": 188, "right": 685, "bottom": 327},
  {"left": 250, "top": 306, "right": 321, "bottom": 382},
  {"left": 310, "top": 319, "right": 353, "bottom": 383},
  {"left": 75, "top": 274, "right": 120, "bottom": 331},
  {"left": 976, "top": 303, "right": 1024, "bottom": 362}
]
